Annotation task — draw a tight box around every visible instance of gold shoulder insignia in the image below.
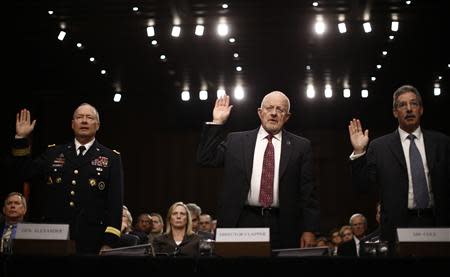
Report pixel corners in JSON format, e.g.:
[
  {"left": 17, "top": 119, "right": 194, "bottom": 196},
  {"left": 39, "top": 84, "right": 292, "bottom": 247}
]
[
  {"left": 47, "top": 144, "right": 56, "bottom": 148},
  {"left": 113, "top": 149, "right": 120, "bottom": 155}
]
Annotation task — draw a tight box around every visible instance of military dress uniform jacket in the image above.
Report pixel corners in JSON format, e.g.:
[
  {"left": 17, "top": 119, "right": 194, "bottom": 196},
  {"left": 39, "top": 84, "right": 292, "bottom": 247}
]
[{"left": 12, "top": 138, "right": 123, "bottom": 253}]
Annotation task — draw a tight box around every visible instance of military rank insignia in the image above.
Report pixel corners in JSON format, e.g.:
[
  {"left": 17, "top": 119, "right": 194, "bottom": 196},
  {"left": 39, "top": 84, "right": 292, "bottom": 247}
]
[
  {"left": 89, "top": 179, "right": 97, "bottom": 186},
  {"left": 98, "top": 181, "right": 106, "bottom": 190},
  {"left": 92, "top": 156, "right": 109, "bottom": 167}
]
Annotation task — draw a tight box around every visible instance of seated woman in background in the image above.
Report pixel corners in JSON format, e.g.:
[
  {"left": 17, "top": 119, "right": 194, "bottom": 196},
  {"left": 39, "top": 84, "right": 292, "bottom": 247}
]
[{"left": 153, "top": 201, "right": 199, "bottom": 256}]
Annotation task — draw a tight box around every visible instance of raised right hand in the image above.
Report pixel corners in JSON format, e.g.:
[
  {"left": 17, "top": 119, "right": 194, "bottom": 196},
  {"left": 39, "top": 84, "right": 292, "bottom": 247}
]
[
  {"left": 16, "top": 109, "right": 36, "bottom": 138},
  {"left": 212, "top": 95, "right": 233, "bottom": 124},
  {"left": 348, "top": 118, "right": 369, "bottom": 154}
]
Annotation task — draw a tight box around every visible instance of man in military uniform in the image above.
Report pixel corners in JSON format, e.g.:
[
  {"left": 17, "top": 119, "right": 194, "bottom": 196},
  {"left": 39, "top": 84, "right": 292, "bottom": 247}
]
[{"left": 12, "top": 103, "right": 123, "bottom": 254}]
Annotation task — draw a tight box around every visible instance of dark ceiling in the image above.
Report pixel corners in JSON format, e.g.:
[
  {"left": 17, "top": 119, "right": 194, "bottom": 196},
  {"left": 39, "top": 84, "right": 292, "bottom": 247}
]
[{"left": 5, "top": 0, "right": 450, "bottom": 131}]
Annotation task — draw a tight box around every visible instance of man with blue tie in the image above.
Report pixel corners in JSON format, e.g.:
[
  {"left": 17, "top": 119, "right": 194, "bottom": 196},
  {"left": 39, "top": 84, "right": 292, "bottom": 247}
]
[
  {"left": 197, "top": 91, "right": 320, "bottom": 249},
  {"left": 1, "top": 192, "right": 27, "bottom": 253},
  {"left": 348, "top": 85, "right": 450, "bottom": 243}
]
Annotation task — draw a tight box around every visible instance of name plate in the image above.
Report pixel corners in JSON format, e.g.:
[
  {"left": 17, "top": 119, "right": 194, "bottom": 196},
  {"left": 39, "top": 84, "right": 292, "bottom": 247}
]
[
  {"left": 397, "top": 228, "right": 450, "bottom": 242},
  {"left": 15, "top": 223, "right": 70, "bottom": 240},
  {"left": 215, "top": 228, "right": 270, "bottom": 242}
]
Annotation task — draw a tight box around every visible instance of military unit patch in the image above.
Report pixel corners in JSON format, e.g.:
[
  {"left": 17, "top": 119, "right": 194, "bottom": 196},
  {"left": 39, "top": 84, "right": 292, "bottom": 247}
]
[{"left": 98, "top": 181, "right": 106, "bottom": 190}]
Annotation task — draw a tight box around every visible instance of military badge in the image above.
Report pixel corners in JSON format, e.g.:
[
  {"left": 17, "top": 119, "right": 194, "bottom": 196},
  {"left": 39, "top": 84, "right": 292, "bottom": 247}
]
[
  {"left": 47, "top": 176, "right": 53, "bottom": 185},
  {"left": 56, "top": 177, "right": 62, "bottom": 184},
  {"left": 89, "top": 179, "right": 97, "bottom": 186},
  {"left": 92, "top": 156, "right": 109, "bottom": 167},
  {"left": 98, "top": 181, "right": 106, "bottom": 190}
]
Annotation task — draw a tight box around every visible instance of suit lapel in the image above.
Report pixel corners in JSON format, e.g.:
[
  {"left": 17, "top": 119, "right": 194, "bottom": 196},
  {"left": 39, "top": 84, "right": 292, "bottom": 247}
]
[
  {"left": 387, "top": 130, "right": 407, "bottom": 169},
  {"left": 423, "top": 130, "right": 436, "bottom": 170},
  {"left": 279, "top": 130, "right": 292, "bottom": 179},
  {"left": 243, "top": 129, "right": 258, "bottom": 182}
]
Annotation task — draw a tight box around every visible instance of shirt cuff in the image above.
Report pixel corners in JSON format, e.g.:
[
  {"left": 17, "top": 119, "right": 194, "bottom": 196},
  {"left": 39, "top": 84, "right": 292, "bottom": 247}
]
[{"left": 349, "top": 151, "right": 366, "bottom": 160}]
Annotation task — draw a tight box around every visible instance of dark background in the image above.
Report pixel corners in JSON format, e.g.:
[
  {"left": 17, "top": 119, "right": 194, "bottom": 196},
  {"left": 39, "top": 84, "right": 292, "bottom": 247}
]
[{"left": 1, "top": 0, "right": 449, "bottom": 235}]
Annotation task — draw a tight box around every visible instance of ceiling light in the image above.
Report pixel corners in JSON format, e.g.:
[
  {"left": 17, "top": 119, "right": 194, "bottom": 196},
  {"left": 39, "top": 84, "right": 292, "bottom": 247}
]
[
  {"left": 57, "top": 30, "right": 66, "bottom": 41},
  {"left": 391, "top": 21, "right": 399, "bottom": 32},
  {"left": 217, "top": 23, "right": 229, "bottom": 36},
  {"left": 361, "top": 89, "right": 369, "bottom": 98},
  {"left": 338, "top": 22, "right": 347, "bottom": 33},
  {"left": 234, "top": 86, "right": 244, "bottom": 100},
  {"left": 433, "top": 87, "right": 441, "bottom": 96},
  {"left": 314, "top": 21, "right": 326, "bottom": 35},
  {"left": 324, "top": 85, "right": 332, "bottom": 98},
  {"left": 343, "top": 89, "right": 351, "bottom": 98},
  {"left": 195, "top": 25, "right": 204, "bottom": 36},
  {"left": 181, "top": 91, "right": 190, "bottom": 101},
  {"left": 217, "top": 89, "right": 226, "bottom": 98},
  {"left": 199, "top": 90, "right": 208, "bottom": 100},
  {"left": 363, "top": 22, "right": 372, "bottom": 33},
  {"left": 171, "top": 26, "right": 181, "bottom": 37},
  {"left": 113, "top": 93, "right": 122, "bottom": 103},
  {"left": 306, "top": 85, "right": 315, "bottom": 99},
  {"left": 146, "top": 26, "right": 155, "bottom": 37}
]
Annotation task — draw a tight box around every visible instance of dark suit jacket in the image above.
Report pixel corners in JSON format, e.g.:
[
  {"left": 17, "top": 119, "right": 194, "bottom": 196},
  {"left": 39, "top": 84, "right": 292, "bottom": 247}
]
[
  {"left": 153, "top": 233, "right": 200, "bottom": 257},
  {"left": 197, "top": 125, "right": 320, "bottom": 248},
  {"left": 351, "top": 129, "right": 450, "bottom": 241},
  {"left": 12, "top": 138, "right": 124, "bottom": 253},
  {"left": 337, "top": 237, "right": 357, "bottom": 256}
]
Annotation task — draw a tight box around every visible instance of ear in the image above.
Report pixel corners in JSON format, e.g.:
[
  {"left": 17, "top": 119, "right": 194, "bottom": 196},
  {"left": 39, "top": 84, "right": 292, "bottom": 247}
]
[
  {"left": 257, "top": 108, "right": 263, "bottom": 120},
  {"left": 71, "top": 119, "right": 75, "bottom": 131}
]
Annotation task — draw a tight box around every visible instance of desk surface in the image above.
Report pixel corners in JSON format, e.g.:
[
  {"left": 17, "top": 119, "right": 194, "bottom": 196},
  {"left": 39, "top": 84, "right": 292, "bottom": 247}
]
[{"left": 1, "top": 255, "right": 449, "bottom": 276}]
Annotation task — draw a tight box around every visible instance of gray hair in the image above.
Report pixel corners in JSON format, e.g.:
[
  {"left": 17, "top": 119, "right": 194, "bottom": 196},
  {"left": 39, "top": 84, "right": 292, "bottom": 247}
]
[
  {"left": 392, "top": 85, "right": 422, "bottom": 109},
  {"left": 349, "top": 213, "right": 367, "bottom": 226},
  {"left": 260, "top": 91, "right": 291, "bottom": 113},
  {"left": 4, "top": 192, "right": 27, "bottom": 210},
  {"left": 73, "top": 103, "right": 100, "bottom": 123}
]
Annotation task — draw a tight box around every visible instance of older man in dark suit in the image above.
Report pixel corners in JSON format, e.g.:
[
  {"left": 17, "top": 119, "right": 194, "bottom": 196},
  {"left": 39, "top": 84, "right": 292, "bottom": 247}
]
[
  {"left": 197, "top": 91, "right": 320, "bottom": 249},
  {"left": 349, "top": 85, "right": 450, "bottom": 243}
]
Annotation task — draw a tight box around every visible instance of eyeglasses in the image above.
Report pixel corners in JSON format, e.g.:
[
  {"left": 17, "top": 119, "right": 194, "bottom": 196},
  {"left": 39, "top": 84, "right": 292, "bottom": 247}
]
[
  {"left": 395, "top": 100, "right": 420, "bottom": 110},
  {"left": 262, "top": 106, "right": 287, "bottom": 115}
]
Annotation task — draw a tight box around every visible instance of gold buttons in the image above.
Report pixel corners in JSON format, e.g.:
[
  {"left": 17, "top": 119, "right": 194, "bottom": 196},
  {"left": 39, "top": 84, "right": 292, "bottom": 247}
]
[
  {"left": 71, "top": 180, "right": 76, "bottom": 185},
  {"left": 70, "top": 191, "right": 75, "bottom": 196},
  {"left": 69, "top": 201, "right": 75, "bottom": 207},
  {"left": 74, "top": 169, "right": 79, "bottom": 174}
]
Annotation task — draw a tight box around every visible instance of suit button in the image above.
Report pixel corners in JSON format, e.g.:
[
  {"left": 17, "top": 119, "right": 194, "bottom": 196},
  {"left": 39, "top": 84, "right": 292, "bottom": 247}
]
[
  {"left": 69, "top": 201, "right": 75, "bottom": 207},
  {"left": 70, "top": 191, "right": 75, "bottom": 196},
  {"left": 71, "top": 180, "right": 76, "bottom": 185},
  {"left": 74, "top": 169, "right": 79, "bottom": 174}
]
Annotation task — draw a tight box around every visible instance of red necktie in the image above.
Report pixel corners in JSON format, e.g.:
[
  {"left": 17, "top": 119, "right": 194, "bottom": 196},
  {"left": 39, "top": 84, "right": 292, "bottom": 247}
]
[{"left": 259, "top": 135, "right": 274, "bottom": 207}]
